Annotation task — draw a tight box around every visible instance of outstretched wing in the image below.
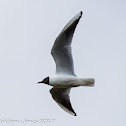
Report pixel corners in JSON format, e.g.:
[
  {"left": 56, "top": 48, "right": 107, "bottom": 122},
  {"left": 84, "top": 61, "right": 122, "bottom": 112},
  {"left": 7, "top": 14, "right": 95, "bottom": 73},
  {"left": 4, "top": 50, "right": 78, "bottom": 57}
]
[
  {"left": 50, "top": 87, "right": 76, "bottom": 116},
  {"left": 51, "top": 11, "right": 83, "bottom": 76}
]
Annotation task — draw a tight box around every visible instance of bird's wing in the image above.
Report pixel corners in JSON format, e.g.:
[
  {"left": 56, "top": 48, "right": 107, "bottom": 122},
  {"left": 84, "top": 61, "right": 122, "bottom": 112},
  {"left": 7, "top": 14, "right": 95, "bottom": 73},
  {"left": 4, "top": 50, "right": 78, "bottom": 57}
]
[
  {"left": 50, "top": 87, "right": 76, "bottom": 116},
  {"left": 51, "top": 11, "right": 83, "bottom": 76}
]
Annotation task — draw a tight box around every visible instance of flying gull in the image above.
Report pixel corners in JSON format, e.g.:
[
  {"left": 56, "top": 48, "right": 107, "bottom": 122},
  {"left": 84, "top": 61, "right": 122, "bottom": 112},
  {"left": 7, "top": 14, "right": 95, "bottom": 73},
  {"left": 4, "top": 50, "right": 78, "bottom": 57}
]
[{"left": 38, "top": 11, "right": 95, "bottom": 116}]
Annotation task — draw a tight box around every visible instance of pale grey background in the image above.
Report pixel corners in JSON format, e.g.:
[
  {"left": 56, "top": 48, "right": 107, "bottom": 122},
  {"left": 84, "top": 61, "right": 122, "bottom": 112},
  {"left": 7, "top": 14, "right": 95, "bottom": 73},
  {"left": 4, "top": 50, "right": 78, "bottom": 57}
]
[{"left": 0, "top": 0, "right": 126, "bottom": 126}]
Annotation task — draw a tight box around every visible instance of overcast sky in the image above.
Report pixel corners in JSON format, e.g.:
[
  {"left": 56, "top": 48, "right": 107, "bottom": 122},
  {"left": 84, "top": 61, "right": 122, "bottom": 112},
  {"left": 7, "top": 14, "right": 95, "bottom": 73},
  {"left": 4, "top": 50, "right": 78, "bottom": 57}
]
[{"left": 0, "top": 0, "right": 126, "bottom": 126}]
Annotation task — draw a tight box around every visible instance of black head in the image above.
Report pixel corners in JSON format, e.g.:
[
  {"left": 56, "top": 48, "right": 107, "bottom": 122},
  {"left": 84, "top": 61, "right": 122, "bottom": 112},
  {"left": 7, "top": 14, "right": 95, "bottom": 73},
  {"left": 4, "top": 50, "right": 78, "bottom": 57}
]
[{"left": 38, "top": 77, "right": 49, "bottom": 84}]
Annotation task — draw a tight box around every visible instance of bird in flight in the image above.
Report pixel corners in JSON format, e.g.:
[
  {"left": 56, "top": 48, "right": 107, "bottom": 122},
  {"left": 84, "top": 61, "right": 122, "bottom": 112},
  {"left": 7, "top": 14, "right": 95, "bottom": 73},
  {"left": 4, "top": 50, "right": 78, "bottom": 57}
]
[{"left": 38, "top": 11, "right": 95, "bottom": 116}]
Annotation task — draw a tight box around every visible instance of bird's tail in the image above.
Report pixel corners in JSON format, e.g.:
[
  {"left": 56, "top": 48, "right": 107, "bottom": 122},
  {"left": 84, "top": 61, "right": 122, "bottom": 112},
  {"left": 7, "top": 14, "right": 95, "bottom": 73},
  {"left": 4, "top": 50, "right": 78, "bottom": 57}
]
[{"left": 79, "top": 78, "right": 95, "bottom": 87}]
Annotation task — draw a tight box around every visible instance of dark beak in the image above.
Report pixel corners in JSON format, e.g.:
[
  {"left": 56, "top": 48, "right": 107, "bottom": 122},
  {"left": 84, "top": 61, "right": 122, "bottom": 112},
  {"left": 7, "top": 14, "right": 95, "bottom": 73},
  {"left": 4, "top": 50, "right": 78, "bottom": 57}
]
[{"left": 37, "top": 81, "right": 43, "bottom": 84}]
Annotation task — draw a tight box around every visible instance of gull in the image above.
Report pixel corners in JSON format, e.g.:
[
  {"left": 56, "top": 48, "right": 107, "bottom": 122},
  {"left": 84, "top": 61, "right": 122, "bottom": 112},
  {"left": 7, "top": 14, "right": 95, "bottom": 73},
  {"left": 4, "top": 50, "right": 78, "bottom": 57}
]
[{"left": 38, "top": 11, "right": 95, "bottom": 116}]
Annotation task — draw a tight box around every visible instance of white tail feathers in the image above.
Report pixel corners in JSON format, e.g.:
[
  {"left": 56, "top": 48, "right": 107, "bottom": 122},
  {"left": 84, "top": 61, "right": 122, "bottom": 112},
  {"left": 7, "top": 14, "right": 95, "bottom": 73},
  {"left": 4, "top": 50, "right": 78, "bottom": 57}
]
[{"left": 79, "top": 78, "right": 95, "bottom": 87}]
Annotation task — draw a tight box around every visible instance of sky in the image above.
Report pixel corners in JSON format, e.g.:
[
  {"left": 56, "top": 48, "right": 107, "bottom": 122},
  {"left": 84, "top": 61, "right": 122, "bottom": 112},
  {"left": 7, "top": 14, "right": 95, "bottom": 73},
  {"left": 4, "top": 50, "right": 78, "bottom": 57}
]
[{"left": 0, "top": 0, "right": 126, "bottom": 126}]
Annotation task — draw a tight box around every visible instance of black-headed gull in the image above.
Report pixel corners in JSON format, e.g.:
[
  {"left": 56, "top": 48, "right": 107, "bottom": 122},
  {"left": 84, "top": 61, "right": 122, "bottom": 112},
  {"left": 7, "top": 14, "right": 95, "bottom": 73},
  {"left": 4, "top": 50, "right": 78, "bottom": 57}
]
[{"left": 38, "top": 11, "right": 95, "bottom": 116}]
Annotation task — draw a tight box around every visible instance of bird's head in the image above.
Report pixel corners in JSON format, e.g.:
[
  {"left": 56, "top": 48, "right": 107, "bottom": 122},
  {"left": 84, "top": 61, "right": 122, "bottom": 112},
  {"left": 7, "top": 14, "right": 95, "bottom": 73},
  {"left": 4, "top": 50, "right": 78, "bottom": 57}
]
[{"left": 37, "top": 77, "right": 49, "bottom": 85}]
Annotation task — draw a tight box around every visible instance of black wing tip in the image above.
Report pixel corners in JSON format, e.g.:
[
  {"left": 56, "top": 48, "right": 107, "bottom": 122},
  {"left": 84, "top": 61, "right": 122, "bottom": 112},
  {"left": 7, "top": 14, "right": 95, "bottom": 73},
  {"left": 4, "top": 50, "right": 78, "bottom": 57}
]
[
  {"left": 74, "top": 112, "right": 77, "bottom": 116},
  {"left": 80, "top": 11, "right": 83, "bottom": 15},
  {"left": 78, "top": 11, "right": 83, "bottom": 19}
]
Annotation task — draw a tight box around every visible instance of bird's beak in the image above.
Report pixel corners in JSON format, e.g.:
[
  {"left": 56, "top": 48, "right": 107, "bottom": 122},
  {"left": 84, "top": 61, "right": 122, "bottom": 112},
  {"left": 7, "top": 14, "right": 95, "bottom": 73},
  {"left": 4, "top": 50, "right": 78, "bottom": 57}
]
[{"left": 37, "top": 81, "right": 43, "bottom": 84}]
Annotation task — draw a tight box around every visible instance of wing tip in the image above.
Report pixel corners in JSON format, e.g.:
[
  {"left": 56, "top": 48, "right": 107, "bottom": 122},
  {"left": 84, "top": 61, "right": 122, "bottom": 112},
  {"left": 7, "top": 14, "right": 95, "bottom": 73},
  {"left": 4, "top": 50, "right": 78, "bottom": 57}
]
[
  {"left": 80, "top": 11, "right": 83, "bottom": 15},
  {"left": 67, "top": 110, "right": 77, "bottom": 116},
  {"left": 70, "top": 109, "right": 77, "bottom": 116},
  {"left": 74, "top": 112, "right": 77, "bottom": 116},
  {"left": 77, "top": 11, "right": 83, "bottom": 19}
]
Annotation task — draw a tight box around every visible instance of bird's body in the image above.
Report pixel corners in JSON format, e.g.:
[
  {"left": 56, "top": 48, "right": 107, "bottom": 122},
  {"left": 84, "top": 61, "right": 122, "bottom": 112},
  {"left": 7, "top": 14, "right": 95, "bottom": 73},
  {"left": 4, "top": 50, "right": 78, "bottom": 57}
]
[
  {"left": 49, "top": 75, "right": 94, "bottom": 88},
  {"left": 38, "top": 11, "right": 95, "bottom": 116}
]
